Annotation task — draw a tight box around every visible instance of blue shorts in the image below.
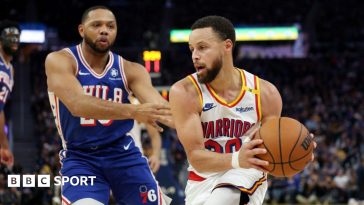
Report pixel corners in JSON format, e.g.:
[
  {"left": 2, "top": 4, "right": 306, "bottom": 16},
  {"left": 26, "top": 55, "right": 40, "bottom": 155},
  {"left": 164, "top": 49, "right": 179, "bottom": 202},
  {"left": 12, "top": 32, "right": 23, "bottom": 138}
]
[{"left": 59, "top": 135, "right": 163, "bottom": 205}]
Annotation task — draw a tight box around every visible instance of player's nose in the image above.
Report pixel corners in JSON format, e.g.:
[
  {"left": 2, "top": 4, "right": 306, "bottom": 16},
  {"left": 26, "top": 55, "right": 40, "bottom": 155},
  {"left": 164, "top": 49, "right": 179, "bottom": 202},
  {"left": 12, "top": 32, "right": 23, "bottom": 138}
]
[
  {"left": 99, "top": 25, "right": 109, "bottom": 35},
  {"left": 192, "top": 50, "right": 200, "bottom": 61}
]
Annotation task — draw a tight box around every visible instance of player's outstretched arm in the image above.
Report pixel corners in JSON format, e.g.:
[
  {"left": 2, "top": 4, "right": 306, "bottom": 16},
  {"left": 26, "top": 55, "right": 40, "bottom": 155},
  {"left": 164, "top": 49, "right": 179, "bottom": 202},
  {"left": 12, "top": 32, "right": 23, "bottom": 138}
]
[
  {"left": 45, "top": 51, "right": 169, "bottom": 127},
  {"left": 124, "top": 60, "right": 174, "bottom": 128}
]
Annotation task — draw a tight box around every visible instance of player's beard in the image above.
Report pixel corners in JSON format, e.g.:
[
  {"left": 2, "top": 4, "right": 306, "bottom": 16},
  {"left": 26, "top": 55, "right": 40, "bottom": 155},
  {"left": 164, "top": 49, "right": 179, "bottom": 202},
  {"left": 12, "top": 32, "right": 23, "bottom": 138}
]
[
  {"left": 197, "top": 56, "right": 223, "bottom": 84},
  {"left": 84, "top": 35, "right": 113, "bottom": 54},
  {"left": 2, "top": 43, "right": 18, "bottom": 56},
  {"left": 1, "top": 38, "right": 19, "bottom": 56}
]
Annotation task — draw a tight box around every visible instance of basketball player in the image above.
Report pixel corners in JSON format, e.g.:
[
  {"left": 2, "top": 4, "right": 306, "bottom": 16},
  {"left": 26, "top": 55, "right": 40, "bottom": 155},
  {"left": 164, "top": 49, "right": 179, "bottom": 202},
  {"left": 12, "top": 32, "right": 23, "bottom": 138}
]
[
  {"left": 0, "top": 20, "right": 20, "bottom": 167},
  {"left": 45, "top": 6, "right": 172, "bottom": 205},
  {"left": 170, "top": 16, "right": 294, "bottom": 205}
]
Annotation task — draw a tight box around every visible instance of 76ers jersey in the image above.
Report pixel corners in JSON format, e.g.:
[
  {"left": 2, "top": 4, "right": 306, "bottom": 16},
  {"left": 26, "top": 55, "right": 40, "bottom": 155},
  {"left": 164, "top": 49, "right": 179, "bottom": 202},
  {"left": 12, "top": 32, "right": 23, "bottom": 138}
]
[
  {"left": 0, "top": 54, "right": 14, "bottom": 111},
  {"left": 188, "top": 69, "right": 262, "bottom": 178},
  {"left": 48, "top": 44, "right": 134, "bottom": 150}
]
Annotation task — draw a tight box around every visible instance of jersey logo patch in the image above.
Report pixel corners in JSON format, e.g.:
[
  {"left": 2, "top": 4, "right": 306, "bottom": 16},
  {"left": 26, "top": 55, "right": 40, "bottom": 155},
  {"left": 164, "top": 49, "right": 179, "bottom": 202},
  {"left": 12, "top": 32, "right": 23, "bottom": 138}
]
[
  {"left": 123, "top": 140, "right": 133, "bottom": 150},
  {"left": 110, "top": 68, "right": 118, "bottom": 77},
  {"left": 202, "top": 103, "right": 216, "bottom": 112},
  {"left": 235, "top": 106, "right": 254, "bottom": 113}
]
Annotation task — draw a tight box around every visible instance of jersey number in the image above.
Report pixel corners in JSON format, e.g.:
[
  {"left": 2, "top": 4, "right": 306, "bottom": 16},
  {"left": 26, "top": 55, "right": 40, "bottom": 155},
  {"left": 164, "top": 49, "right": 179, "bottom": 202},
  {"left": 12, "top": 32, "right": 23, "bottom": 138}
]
[{"left": 204, "top": 138, "right": 242, "bottom": 153}]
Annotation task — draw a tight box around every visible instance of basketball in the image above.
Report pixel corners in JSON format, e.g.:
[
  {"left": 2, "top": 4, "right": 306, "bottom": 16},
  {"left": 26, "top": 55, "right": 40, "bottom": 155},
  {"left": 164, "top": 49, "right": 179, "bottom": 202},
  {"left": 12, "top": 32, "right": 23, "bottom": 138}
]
[{"left": 254, "top": 117, "right": 314, "bottom": 177}]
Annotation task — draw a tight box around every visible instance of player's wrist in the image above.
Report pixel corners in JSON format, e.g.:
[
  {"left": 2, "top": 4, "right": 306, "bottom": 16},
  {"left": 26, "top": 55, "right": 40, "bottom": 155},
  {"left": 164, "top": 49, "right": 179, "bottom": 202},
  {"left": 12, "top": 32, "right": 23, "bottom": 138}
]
[
  {"left": 128, "top": 104, "right": 138, "bottom": 120},
  {"left": 231, "top": 152, "right": 240, "bottom": 169}
]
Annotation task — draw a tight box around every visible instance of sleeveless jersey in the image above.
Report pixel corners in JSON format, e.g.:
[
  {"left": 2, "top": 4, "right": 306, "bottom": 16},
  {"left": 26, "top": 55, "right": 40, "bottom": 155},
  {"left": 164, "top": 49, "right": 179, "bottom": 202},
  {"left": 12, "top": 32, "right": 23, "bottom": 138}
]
[
  {"left": 188, "top": 69, "right": 262, "bottom": 178},
  {"left": 48, "top": 44, "right": 134, "bottom": 150},
  {"left": 0, "top": 54, "right": 14, "bottom": 111}
]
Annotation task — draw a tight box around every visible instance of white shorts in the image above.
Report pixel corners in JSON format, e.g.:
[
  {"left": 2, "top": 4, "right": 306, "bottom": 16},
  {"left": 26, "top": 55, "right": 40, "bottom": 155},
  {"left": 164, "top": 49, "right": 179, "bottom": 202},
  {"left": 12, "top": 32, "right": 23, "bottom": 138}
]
[{"left": 185, "top": 168, "right": 267, "bottom": 205}]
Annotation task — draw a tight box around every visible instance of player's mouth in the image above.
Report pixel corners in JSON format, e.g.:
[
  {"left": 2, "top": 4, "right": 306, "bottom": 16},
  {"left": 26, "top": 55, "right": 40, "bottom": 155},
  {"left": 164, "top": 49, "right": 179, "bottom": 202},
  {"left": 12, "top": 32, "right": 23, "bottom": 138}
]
[
  {"left": 195, "top": 65, "right": 206, "bottom": 74},
  {"left": 11, "top": 44, "right": 18, "bottom": 50},
  {"left": 97, "top": 38, "right": 109, "bottom": 46}
]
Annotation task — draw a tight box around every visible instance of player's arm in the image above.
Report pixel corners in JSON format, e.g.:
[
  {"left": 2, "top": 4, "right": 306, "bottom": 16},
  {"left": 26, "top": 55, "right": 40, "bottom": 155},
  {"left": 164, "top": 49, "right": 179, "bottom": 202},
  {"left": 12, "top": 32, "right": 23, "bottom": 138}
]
[
  {"left": 0, "top": 111, "right": 14, "bottom": 166},
  {"left": 170, "top": 78, "right": 268, "bottom": 173},
  {"left": 259, "top": 79, "right": 283, "bottom": 121},
  {"left": 145, "top": 124, "right": 162, "bottom": 173},
  {"left": 124, "top": 60, "right": 174, "bottom": 128},
  {"left": 45, "top": 51, "right": 168, "bottom": 125}
]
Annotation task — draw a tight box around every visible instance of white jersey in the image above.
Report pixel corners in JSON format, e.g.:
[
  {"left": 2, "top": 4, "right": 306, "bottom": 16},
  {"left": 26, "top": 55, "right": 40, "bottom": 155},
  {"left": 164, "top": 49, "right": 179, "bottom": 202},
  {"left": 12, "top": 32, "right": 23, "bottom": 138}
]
[
  {"left": 188, "top": 69, "right": 262, "bottom": 178},
  {"left": 185, "top": 69, "right": 267, "bottom": 205}
]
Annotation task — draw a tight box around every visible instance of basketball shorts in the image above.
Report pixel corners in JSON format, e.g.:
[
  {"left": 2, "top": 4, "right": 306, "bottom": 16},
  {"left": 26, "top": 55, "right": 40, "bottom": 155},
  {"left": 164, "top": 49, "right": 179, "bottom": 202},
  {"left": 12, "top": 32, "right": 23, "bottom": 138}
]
[
  {"left": 185, "top": 168, "right": 267, "bottom": 205},
  {"left": 59, "top": 135, "right": 171, "bottom": 205}
]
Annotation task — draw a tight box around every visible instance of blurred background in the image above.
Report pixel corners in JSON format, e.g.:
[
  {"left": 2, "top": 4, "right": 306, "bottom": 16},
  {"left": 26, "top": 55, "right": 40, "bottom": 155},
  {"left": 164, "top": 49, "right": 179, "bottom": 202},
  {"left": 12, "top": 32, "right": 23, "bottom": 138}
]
[{"left": 0, "top": 0, "right": 364, "bottom": 204}]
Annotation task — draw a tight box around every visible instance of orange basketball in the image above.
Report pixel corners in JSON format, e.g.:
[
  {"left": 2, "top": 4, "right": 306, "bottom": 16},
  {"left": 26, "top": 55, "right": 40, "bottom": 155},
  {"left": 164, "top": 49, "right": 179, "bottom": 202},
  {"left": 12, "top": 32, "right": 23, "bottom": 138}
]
[{"left": 254, "top": 117, "right": 314, "bottom": 177}]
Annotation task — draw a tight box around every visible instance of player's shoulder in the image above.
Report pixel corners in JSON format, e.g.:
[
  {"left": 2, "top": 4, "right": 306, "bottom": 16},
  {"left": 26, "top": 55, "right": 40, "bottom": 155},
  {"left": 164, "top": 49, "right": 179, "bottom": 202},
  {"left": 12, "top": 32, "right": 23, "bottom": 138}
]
[
  {"left": 45, "top": 49, "right": 76, "bottom": 73},
  {"left": 170, "top": 76, "right": 199, "bottom": 100},
  {"left": 123, "top": 59, "right": 144, "bottom": 71},
  {"left": 122, "top": 59, "right": 149, "bottom": 82},
  {"left": 259, "top": 78, "right": 279, "bottom": 95},
  {"left": 46, "top": 49, "right": 74, "bottom": 64}
]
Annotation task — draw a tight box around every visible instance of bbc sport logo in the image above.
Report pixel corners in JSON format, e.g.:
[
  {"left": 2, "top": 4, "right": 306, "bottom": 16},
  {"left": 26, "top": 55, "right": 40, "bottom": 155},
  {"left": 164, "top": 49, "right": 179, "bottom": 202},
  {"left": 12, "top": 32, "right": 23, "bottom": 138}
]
[{"left": 8, "top": 175, "right": 96, "bottom": 187}]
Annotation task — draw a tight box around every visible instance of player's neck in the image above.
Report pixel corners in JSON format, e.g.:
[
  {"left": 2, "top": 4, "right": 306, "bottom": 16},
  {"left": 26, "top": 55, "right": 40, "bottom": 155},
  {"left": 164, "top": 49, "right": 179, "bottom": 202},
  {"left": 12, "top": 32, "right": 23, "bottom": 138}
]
[
  {"left": 81, "top": 42, "right": 109, "bottom": 72},
  {"left": 209, "top": 65, "right": 240, "bottom": 93},
  {"left": 0, "top": 48, "right": 13, "bottom": 66}
]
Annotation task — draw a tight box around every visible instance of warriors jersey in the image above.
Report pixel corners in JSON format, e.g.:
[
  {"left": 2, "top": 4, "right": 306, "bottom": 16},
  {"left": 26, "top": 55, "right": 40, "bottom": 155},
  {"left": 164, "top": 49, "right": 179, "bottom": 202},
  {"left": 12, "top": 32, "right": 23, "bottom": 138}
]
[
  {"left": 48, "top": 44, "right": 134, "bottom": 150},
  {"left": 188, "top": 68, "right": 262, "bottom": 178},
  {"left": 0, "top": 54, "right": 14, "bottom": 111}
]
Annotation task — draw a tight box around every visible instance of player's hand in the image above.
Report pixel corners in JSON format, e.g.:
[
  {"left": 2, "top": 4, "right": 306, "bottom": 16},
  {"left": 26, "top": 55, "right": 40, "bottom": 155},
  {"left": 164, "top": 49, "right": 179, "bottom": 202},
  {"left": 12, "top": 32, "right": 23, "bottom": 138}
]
[
  {"left": 132, "top": 103, "right": 171, "bottom": 132},
  {"left": 148, "top": 154, "right": 161, "bottom": 173},
  {"left": 1, "top": 148, "right": 14, "bottom": 167},
  {"left": 237, "top": 124, "right": 269, "bottom": 172}
]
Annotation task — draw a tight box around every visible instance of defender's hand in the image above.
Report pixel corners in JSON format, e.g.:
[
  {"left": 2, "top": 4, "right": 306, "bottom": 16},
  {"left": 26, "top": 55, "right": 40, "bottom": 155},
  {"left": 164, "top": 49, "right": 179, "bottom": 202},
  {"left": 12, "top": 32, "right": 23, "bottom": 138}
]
[{"left": 132, "top": 103, "right": 171, "bottom": 132}]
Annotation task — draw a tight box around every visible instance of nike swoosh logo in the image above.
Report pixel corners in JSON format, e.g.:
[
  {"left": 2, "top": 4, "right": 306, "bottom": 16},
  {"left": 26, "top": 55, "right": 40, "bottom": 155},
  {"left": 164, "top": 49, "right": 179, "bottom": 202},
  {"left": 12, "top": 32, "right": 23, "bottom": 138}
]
[
  {"left": 202, "top": 105, "right": 216, "bottom": 112},
  {"left": 78, "top": 71, "right": 90, "bottom": 76},
  {"left": 123, "top": 140, "right": 133, "bottom": 150}
]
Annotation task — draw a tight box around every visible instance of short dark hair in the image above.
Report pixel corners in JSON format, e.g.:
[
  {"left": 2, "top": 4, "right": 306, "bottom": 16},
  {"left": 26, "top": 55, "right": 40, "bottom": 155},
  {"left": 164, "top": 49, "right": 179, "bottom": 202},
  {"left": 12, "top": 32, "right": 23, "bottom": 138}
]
[
  {"left": 81, "top": 5, "right": 114, "bottom": 23},
  {"left": 191, "top": 15, "right": 235, "bottom": 47},
  {"left": 0, "top": 20, "right": 20, "bottom": 33}
]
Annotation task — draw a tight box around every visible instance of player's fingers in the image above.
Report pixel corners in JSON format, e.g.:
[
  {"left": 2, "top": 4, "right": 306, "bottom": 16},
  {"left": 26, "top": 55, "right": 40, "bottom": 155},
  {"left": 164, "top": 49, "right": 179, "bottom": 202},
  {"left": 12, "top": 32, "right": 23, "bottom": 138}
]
[
  {"left": 248, "top": 157, "right": 269, "bottom": 167},
  {"left": 244, "top": 138, "right": 264, "bottom": 149},
  {"left": 148, "top": 121, "right": 163, "bottom": 132},
  {"left": 153, "top": 109, "right": 171, "bottom": 116},
  {"left": 243, "top": 123, "right": 260, "bottom": 139},
  {"left": 249, "top": 148, "right": 267, "bottom": 156},
  {"left": 152, "top": 103, "right": 170, "bottom": 110},
  {"left": 311, "top": 153, "right": 315, "bottom": 161}
]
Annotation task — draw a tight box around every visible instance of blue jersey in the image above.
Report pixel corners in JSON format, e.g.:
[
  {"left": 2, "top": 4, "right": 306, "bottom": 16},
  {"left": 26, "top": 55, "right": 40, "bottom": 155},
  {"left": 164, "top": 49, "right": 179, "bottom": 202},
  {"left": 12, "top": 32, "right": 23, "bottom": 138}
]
[
  {"left": 0, "top": 55, "right": 13, "bottom": 111},
  {"left": 48, "top": 44, "right": 134, "bottom": 150}
]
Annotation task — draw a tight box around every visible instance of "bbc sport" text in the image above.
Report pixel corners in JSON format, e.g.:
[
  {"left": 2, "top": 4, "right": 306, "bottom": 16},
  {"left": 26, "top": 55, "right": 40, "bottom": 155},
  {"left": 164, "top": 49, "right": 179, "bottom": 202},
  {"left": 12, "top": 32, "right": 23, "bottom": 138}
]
[{"left": 8, "top": 175, "right": 96, "bottom": 187}]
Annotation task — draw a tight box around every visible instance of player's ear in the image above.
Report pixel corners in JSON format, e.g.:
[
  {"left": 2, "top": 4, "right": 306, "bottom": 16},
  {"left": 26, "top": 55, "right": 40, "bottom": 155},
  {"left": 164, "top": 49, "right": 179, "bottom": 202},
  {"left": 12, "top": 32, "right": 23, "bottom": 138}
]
[
  {"left": 78, "top": 24, "right": 84, "bottom": 38},
  {"left": 224, "top": 39, "right": 233, "bottom": 52}
]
